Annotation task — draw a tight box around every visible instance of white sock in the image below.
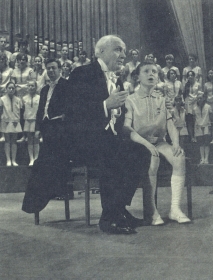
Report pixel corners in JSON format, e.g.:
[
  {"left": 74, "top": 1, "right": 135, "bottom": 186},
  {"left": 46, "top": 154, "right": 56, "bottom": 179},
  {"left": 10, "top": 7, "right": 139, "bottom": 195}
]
[
  {"left": 171, "top": 175, "right": 185, "bottom": 212},
  {"left": 149, "top": 175, "right": 160, "bottom": 218}
]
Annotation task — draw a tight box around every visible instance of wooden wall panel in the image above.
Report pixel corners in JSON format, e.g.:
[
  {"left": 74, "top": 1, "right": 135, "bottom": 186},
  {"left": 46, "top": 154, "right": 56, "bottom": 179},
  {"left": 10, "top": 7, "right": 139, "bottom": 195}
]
[
  {"left": 100, "top": 0, "right": 107, "bottom": 35},
  {"left": 37, "top": 0, "right": 44, "bottom": 46},
  {"left": 77, "top": 0, "right": 82, "bottom": 42},
  {"left": 3, "top": 0, "right": 118, "bottom": 57},
  {"left": 0, "top": 0, "right": 11, "bottom": 33},
  {"left": 55, "top": 0, "right": 62, "bottom": 45},
  {"left": 61, "top": 0, "right": 68, "bottom": 43},
  {"left": 81, "top": 0, "right": 87, "bottom": 52},
  {"left": 112, "top": 0, "right": 117, "bottom": 34},
  {"left": 12, "top": 0, "right": 22, "bottom": 35},
  {"left": 93, "top": 0, "right": 101, "bottom": 44},
  {"left": 72, "top": 0, "right": 78, "bottom": 56},
  {"left": 43, "top": 0, "right": 49, "bottom": 42}
]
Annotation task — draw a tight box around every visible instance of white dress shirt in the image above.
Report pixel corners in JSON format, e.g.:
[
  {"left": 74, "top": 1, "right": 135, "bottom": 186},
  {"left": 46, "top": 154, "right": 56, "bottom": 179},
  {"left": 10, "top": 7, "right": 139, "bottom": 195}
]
[{"left": 97, "top": 58, "right": 120, "bottom": 135}]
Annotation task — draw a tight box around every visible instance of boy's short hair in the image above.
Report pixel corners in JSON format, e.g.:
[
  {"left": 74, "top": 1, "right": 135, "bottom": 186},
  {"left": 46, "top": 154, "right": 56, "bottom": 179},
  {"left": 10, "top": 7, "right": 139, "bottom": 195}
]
[{"left": 135, "top": 61, "right": 158, "bottom": 76}]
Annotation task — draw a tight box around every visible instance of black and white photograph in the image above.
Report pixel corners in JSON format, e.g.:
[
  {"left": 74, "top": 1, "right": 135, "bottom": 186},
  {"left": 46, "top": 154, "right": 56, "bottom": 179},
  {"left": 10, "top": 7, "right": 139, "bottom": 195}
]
[{"left": 0, "top": 0, "right": 213, "bottom": 279}]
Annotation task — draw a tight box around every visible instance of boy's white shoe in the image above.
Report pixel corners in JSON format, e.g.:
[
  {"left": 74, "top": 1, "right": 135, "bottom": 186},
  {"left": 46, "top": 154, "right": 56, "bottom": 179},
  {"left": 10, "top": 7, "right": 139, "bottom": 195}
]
[
  {"left": 169, "top": 209, "right": 191, "bottom": 223},
  {"left": 152, "top": 214, "right": 164, "bottom": 226},
  {"left": 0, "top": 136, "right": 5, "bottom": 142}
]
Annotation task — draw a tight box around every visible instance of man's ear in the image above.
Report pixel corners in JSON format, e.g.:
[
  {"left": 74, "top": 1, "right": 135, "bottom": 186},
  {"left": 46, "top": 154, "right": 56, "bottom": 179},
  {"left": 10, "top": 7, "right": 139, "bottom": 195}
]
[{"left": 100, "top": 48, "right": 104, "bottom": 53}]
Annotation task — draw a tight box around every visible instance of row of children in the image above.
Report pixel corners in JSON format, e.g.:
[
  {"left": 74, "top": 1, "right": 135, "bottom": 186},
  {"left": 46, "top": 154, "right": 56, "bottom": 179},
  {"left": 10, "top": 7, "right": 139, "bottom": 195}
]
[
  {"left": 0, "top": 80, "right": 39, "bottom": 166},
  {"left": 0, "top": 36, "right": 90, "bottom": 72}
]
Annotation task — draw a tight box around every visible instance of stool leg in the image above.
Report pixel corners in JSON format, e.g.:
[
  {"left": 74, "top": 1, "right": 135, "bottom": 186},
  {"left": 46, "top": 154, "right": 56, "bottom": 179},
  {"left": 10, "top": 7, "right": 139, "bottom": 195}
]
[
  {"left": 35, "top": 211, "right": 39, "bottom": 225},
  {"left": 187, "top": 184, "right": 192, "bottom": 220},
  {"left": 85, "top": 166, "right": 90, "bottom": 226},
  {"left": 64, "top": 193, "right": 70, "bottom": 220}
]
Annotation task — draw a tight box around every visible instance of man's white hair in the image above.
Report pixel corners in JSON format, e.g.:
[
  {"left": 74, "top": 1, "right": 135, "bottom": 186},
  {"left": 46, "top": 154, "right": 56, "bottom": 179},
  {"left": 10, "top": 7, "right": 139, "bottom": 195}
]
[{"left": 95, "top": 35, "right": 123, "bottom": 58}]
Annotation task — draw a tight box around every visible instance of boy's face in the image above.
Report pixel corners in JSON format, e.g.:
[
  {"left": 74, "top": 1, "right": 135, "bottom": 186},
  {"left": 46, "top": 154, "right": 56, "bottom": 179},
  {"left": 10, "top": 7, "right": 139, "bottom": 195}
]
[
  {"left": 62, "top": 63, "right": 70, "bottom": 72},
  {"left": 27, "top": 81, "right": 36, "bottom": 93},
  {"left": 166, "top": 58, "right": 173, "bottom": 67},
  {"left": 208, "top": 70, "right": 213, "bottom": 80},
  {"left": 169, "top": 70, "right": 176, "bottom": 81},
  {"left": 187, "top": 72, "right": 195, "bottom": 83},
  {"left": 188, "top": 56, "right": 195, "bottom": 66},
  {"left": 138, "top": 64, "right": 158, "bottom": 87},
  {"left": 7, "top": 84, "right": 15, "bottom": 97},
  {"left": 41, "top": 46, "right": 49, "bottom": 56},
  {"left": 132, "top": 51, "right": 138, "bottom": 61},
  {"left": 62, "top": 47, "right": 68, "bottom": 56},
  {"left": 34, "top": 57, "right": 42, "bottom": 66}
]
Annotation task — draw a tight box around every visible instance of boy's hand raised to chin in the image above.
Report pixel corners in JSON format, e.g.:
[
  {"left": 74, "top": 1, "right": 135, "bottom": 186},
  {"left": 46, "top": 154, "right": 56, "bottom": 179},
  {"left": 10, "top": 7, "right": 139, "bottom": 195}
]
[{"left": 105, "top": 86, "right": 128, "bottom": 110}]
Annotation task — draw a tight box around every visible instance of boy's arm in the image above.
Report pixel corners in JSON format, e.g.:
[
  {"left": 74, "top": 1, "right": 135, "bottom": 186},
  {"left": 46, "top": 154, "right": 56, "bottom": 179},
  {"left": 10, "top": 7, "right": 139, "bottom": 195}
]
[
  {"left": 123, "top": 118, "right": 159, "bottom": 157},
  {"left": 167, "top": 118, "right": 184, "bottom": 157}
]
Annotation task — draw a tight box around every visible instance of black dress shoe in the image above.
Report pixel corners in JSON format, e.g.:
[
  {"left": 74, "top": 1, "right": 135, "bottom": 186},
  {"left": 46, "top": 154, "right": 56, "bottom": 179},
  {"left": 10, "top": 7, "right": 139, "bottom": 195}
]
[
  {"left": 123, "top": 209, "right": 151, "bottom": 228},
  {"left": 100, "top": 222, "right": 137, "bottom": 234},
  {"left": 209, "top": 190, "right": 213, "bottom": 194},
  {"left": 54, "top": 192, "right": 74, "bottom": 200}
]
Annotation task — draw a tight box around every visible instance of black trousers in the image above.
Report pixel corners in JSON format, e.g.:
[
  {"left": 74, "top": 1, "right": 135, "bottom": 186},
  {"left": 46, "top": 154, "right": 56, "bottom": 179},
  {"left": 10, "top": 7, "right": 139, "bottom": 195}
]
[
  {"left": 69, "top": 129, "right": 152, "bottom": 223},
  {"left": 22, "top": 118, "right": 70, "bottom": 213}
]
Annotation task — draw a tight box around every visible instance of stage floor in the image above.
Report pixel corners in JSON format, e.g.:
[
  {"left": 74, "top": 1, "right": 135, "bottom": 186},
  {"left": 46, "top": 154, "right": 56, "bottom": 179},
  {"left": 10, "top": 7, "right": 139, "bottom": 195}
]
[{"left": 0, "top": 187, "right": 213, "bottom": 280}]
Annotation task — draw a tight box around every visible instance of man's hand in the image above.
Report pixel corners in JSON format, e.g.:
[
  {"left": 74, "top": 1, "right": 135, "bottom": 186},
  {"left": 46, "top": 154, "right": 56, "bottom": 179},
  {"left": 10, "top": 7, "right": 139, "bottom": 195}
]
[{"left": 105, "top": 86, "right": 128, "bottom": 110}]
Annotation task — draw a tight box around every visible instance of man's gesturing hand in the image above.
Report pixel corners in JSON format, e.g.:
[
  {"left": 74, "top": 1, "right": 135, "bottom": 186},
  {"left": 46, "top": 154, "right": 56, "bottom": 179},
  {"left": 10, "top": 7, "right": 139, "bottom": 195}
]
[{"left": 105, "top": 86, "right": 128, "bottom": 110}]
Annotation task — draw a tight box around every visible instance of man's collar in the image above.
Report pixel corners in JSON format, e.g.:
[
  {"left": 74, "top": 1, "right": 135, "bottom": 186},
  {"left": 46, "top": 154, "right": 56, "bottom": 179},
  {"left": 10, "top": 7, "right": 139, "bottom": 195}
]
[
  {"left": 48, "top": 76, "right": 61, "bottom": 87},
  {"left": 97, "top": 58, "right": 109, "bottom": 72}
]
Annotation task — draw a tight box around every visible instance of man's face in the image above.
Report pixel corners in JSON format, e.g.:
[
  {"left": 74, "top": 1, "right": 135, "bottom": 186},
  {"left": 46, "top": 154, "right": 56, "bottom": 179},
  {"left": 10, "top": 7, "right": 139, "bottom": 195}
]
[
  {"left": 46, "top": 62, "right": 61, "bottom": 81},
  {"left": 139, "top": 64, "right": 158, "bottom": 87},
  {"left": 101, "top": 38, "right": 126, "bottom": 72},
  {"left": 0, "top": 38, "right": 6, "bottom": 51}
]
